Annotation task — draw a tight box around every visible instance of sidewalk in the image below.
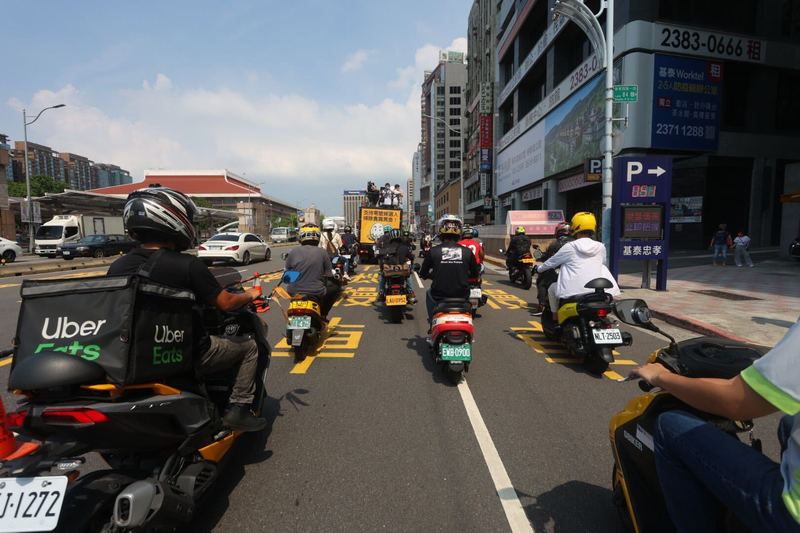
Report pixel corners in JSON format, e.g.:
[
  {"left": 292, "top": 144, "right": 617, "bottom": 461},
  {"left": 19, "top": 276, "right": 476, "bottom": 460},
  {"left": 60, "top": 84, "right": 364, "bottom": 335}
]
[{"left": 619, "top": 259, "right": 799, "bottom": 347}]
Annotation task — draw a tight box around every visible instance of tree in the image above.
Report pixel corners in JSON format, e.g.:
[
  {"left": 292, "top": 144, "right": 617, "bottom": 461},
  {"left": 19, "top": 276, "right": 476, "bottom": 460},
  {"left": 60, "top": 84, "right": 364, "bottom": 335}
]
[
  {"left": 191, "top": 196, "right": 213, "bottom": 208},
  {"left": 8, "top": 175, "right": 66, "bottom": 198}
]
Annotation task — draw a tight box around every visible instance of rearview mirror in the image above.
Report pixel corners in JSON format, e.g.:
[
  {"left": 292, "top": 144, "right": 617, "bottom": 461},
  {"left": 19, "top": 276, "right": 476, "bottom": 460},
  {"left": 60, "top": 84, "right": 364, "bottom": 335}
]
[
  {"left": 282, "top": 270, "right": 300, "bottom": 284},
  {"left": 615, "top": 299, "right": 652, "bottom": 326},
  {"left": 281, "top": 252, "right": 289, "bottom": 260},
  {"left": 532, "top": 248, "right": 543, "bottom": 260}
]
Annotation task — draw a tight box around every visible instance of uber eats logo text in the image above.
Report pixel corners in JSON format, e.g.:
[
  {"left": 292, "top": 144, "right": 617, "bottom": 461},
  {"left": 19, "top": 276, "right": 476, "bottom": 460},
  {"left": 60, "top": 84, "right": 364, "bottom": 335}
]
[
  {"left": 35, "top": 317, "right": 106, "bottom": 360},
  {"left": 152, "top": 325, "right": 185, "bottom": 365}
]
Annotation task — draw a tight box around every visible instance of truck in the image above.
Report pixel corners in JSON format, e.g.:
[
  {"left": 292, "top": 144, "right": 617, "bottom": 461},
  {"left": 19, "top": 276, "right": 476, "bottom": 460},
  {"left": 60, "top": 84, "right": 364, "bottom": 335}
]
[
  {"left": 356, "top": 207, "right": 402, "bottom": 263},
  {"left": 35, "top": 214, "right": 125, "bottom": 257}
]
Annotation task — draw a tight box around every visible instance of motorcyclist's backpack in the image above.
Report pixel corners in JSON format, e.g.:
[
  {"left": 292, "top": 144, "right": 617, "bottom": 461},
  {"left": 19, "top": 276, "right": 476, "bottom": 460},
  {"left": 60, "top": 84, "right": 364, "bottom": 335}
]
[
  {"left": 382, "top": 241, "right": 404, "bottom": 265},
  {"left": 12, "top": 251, "right": 196, "bottom": 385}
]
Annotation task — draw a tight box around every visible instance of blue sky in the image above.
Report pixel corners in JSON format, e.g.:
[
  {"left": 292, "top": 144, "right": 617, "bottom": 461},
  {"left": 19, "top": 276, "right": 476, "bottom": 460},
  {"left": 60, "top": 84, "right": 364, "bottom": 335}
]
[{"left": 1, "top": 0, "right": 471, "bottom": 213}]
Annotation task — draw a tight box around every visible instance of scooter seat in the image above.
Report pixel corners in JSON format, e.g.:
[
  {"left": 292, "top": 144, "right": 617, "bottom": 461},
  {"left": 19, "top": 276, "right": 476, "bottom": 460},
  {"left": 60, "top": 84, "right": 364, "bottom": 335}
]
[
  {"left": 10, "top": 352, "right": 106, "bottom": 391},
  {"left": 433, "top": 299, "right": 472, "bottom": 315},
  {"left": 560, "top": 292, "right": 613, "bottom": 306}
]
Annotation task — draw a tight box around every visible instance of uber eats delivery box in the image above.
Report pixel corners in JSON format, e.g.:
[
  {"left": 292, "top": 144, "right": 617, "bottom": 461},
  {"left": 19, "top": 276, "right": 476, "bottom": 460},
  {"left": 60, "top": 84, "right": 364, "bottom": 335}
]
[{"left": 13, "top": 273, "right": 196, "bottom": 385}]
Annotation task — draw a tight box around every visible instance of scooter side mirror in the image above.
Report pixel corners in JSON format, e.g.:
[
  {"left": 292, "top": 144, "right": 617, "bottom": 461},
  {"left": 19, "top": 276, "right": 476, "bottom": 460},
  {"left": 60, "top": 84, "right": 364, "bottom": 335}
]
[
  {"left": 533, "top": 248, "right": 543, "bottom": 260},
  {"left": 412, "top": 263, "right": 421, "bottom": 272},
  {"left": 282, "top": 270, "right": 300, "bottom": 284},
  {"left": 615, "top": 299, "right": 652, "bottom": 326},
  {"left": 281, "top": 252, "right": 290, "bottom": 260}
]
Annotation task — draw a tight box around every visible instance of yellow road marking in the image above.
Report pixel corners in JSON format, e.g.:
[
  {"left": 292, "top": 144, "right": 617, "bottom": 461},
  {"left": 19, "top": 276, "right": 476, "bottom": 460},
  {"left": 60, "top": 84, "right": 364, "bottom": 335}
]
[
  {"left": 40, "top": 270, "right": 106, "bottom": 280},
  {"left": 0, "top": 358, "right": 12, "bottom": 367},
  {"left": 272, "top": 317, "right": 364, "bottom": 374},
  {"left": 0, "top": 283, "right": 19, "bottom": 289},
  {"left": 604, "top": 370, "right": 624, "bottom": 380}
]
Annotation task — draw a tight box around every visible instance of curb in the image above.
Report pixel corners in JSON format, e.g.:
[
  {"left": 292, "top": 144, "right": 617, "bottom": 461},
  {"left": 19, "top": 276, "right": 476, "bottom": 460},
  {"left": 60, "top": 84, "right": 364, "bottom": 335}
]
[{"left": 648, "top": 309, "right": 754, "bottom": 345}]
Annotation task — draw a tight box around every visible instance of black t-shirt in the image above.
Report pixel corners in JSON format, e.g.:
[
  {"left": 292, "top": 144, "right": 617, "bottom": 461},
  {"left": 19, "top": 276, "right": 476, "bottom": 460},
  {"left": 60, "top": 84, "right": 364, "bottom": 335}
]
[
  {"left": 107, "top": 248, "right": 223, "bottom": 353},
  {"left": 508, "top": 235, "right": 532, "bottom": 257},
  {"left": 341, "top": 233, "right": 357, "bottom": 248},
  {"left": 419, "top": 242, "right": 479, "bottom": 300}
]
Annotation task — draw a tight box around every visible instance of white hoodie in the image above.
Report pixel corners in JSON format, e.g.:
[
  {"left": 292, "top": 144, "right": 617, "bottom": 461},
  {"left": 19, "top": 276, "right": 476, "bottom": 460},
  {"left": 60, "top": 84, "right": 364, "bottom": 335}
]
[{"left": 537, "top": 238, "right": 620, "bottom": 299}]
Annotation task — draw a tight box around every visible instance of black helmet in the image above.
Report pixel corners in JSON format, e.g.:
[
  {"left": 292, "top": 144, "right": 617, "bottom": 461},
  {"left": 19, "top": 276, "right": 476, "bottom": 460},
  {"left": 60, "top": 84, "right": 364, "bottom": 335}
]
[
  {"left": 462, "top": 227, "right": 475, "bottom": 239},
  {"left": 344, "top": 225, "right": 352, "bottom": 233},
  {"left": 389, "top": 229, "right": 402, "bottom": 241},
  {"left": 123, "top": 187, "right": 197, "bottom": 251}
]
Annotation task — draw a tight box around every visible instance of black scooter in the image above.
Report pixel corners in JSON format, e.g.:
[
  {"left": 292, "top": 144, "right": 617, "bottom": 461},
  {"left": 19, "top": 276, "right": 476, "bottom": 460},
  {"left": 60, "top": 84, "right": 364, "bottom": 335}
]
[{"left": 1, "top": 276, "right": 273, "bottom": 532}]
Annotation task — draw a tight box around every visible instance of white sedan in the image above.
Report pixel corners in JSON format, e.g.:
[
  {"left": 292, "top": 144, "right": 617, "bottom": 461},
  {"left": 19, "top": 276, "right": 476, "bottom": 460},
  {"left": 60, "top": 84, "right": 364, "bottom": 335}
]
[
  {"left": 198, "top": 232, "right": 271, "bottom": 265},
  {"left": 0, "top": 238, "right": 23, "bottom": 263}
]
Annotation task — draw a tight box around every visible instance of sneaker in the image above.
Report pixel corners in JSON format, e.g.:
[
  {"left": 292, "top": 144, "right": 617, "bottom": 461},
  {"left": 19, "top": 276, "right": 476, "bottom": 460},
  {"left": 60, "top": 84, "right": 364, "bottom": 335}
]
[
  {"left": 343, "top": 273, "right": 352, "bottom": 281},
  {"left": 223, "top": 404, "right": 267, "bottom": 432},
  {"left": 409, "top": 292, "right": 417, "bottom": 304}
]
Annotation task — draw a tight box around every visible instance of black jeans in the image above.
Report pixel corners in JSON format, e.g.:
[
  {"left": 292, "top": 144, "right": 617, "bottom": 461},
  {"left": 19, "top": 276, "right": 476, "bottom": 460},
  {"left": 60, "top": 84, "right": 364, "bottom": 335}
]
[{"left": 321, "top": 279, "right": 341, "bottom": 317}]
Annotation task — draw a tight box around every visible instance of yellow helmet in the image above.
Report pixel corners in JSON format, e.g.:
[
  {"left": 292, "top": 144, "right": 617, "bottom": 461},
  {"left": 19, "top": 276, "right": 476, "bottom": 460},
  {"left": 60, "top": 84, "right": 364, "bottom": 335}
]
[
  {"left": 570, "top": 212, "right": 597, "bottom": 235},
  {"left": 514, "top": 226, "right": 526, "bottom": 235},
  {"left": 298, "top": 224, "right": 321, "bottom": 244}
]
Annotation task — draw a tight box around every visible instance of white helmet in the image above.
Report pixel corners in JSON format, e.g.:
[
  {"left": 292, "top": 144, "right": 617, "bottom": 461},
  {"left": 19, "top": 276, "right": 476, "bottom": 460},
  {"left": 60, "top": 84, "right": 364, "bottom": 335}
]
[
  {"left": 436, "top": 214, "right": 463, "bottom": 238},
  {"left": 322, "top": 219, "right": 335, "bottom": 231}
]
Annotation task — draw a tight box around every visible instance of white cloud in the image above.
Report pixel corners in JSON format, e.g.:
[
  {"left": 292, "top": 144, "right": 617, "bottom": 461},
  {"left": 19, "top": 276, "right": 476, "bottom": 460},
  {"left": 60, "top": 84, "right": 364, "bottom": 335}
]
[
  {"left": 341, "top": 49, "right": 371, "bottom": 73},
  {"left": 389, "top": 37, "right": 467, "bottom": 91},
  {"left": 9, "top": 36, "right": 465, "bottom": 212}
]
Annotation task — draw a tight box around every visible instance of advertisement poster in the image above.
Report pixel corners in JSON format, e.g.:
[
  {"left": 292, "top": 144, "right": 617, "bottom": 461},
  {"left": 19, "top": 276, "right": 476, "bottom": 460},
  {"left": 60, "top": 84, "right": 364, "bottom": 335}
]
[
  {"left": 543, "top": 75, "right": 604, "bottom": 176},
  {"left": 670, "top": 195, "right": 703, "bottom": 223},
  {"left": 358, "top": 208, "right": 401, "bottom": 244},
  {"left": 495, "top": 121, "right": 545, "bottom": 196},
  {"left": 652, "top": 54, "right": 723, "bottom": 151}
]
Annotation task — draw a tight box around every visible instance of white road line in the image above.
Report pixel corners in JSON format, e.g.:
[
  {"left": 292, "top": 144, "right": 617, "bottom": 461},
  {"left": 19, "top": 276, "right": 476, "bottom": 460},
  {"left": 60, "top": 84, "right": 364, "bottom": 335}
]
[
  {"left": 457, "top": 379, "right": 533, "bottom": 533},
  {"left": 485, "top": 264, "right": 506, "bottom": 275},
  {"left": 413, "top": 271, "right": 424, "bottom": 289}
]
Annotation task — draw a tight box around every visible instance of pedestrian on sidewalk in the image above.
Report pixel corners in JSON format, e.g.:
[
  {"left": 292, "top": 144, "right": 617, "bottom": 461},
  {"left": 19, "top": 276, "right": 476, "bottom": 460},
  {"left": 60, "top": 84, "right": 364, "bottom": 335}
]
[
  {"left": 709, "top": 224, "right": 732, "bottom": 266},
  {"left": 733, "top": 230, "right": 754, "bottom": 267}
]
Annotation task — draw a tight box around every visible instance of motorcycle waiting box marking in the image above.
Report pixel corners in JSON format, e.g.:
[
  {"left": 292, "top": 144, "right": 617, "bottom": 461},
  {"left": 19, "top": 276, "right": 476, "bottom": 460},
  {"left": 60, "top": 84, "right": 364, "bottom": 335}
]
[
  {"left": 510, "top": 321, "right": 635, "bottom": 381},
  {"left": 272, "top": 317, "right": 364, "bottom": 374},
  {"left": 483, "top": 289, "right": 529, "bottom": 311}
]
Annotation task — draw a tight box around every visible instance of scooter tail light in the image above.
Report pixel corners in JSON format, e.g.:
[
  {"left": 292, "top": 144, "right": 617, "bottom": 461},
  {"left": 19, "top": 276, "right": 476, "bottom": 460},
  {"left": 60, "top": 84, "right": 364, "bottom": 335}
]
[
  {"left": 596, "top": 308, "right": 609, "bottom": 318},
  {"left": 41, "top": 408, "right": 109, "bottom": 425},
  {"left": 6, "top": 410, "right": 28, "bottom": 428}
]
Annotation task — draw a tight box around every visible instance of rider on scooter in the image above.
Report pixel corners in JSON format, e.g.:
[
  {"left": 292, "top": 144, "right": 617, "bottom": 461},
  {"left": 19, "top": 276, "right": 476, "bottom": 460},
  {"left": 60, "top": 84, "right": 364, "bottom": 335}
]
[
  {"left": 381, "top": 229, "right": 417, "bottom": 304},
  {"left": 285, "top": 224, "right": 342, "bottom": 319},
  {"left": 319, "top": 219, "right": 350, "bottom": 281},
  {"left": 459, "top": 227, "right": 485, "bottom": 265},
  {"left": 108, "top": 186, "right": 266, "bottom": 432},
  {"left": 505, "top": 226, "right": 532, "bottom": 270},
  {"left": 534, "top": 222, "right": 573, "bottom": 314},
  {"left": 534, "top": 212, "right": 619, "bottom": 320},
  {"left": 419, "top": 215, "right": 480, "bottom": 339},
  {"left": 630, "top": 320, "right": 800, "bottom": 532}
]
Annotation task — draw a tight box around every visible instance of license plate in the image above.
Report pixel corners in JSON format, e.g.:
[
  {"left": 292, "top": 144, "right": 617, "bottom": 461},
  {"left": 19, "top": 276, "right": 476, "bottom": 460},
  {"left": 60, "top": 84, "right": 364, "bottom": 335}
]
[
  {"left": 440, "top": 343, "right": 472, "bottom": 361},
  {"left": 288, "top": 316, "right": 311, "bottom": 329},
  {"left": 385, "top": 295, "right": 407, "bottom": 306},
  {"left": 520, "top": 258, "right": 534, "bottom": 264},
  {"left": 592, "top": 328, "right": 623, "bottom": 344},
  {"left": 0, "top": 476, "right": 68, "bottom": 532},
  {"left": 62, "top": 251, "right": 70, "bottom": 256},
  {"left": 469, "top": 288, "right": 482, "bottom": 299}
]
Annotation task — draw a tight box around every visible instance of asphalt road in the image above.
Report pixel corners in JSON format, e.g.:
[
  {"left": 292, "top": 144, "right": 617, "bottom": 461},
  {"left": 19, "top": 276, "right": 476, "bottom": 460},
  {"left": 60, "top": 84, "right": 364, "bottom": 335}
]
[{"left": 0, "top": 249, "right": 783, "bottom": 532}]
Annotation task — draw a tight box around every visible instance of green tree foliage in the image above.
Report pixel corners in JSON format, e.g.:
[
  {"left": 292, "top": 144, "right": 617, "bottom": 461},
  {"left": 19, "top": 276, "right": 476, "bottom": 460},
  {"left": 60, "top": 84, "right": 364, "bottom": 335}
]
[
  {"left": 8, "top": 175, "right": 66, "bottom": 197},
  {"left": 191, "top": 196, "right": 213, "bottom": 208}
]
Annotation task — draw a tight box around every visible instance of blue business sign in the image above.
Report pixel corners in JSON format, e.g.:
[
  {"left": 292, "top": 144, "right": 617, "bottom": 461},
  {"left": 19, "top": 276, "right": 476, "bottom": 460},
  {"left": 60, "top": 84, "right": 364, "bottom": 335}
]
[
  {"left": 610, "top": 156, "right": 673, "bottom": 291},
  {"left": 479, "top": 149, "right": 492, "bottom": 172},
  {"left": 651, "top": 54, "right": 723, "bottom": 151}
]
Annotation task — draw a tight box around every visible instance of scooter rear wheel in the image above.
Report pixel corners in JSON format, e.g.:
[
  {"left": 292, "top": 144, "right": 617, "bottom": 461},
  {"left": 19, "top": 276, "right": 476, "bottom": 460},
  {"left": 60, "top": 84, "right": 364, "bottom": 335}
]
[
  {"left": 388, "top": 305, "right": 403, "bottom": 323},
  {"left": 521, "top": 269, "right": 532, "bottom": 290},
  {"left": 585, "top": 352, "right": 610, "bottom": 375},
  {"left": 293, "top": 344, "right": 308, "bottom": 364}
]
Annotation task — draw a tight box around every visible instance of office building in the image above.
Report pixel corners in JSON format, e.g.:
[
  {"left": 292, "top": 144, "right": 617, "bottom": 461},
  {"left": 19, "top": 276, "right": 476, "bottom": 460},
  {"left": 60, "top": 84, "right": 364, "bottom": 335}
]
[
  {"left": 420, "top": 51, "right": 467, "bottom": 224},
  {"left": 60, "top": 152, "right": 93, "bottom": 190},
  {"left": 343, "top": 189, "right": 366, "bottom": 229},
  {"left": 11, "top": 141, "right": 65, "bottom": 182},
  {"left": 493, "top": 0, "right": 800, "bottom": 250},
  {"left": 464, "top": 0, "right": 497, "bottom": 225},
  {"left": 93, "top": 164, "right": 132, "bottom": 188},
  {"left": 0, "top": 135, "right": 13, "bottom": 239},
  {"left": 406, "top": 178, "right": 414, "bottom": 229}
]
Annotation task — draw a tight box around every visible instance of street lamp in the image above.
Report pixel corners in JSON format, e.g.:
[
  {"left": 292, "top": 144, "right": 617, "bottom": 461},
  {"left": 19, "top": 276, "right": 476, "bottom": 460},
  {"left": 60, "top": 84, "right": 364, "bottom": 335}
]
[
  {"left": 552, "top": 0, "right": 614, "bottom": 256},
  {"left": 422, "top": 113, "right": 464, "bottom": 219},
  {"left": 22, "top": 104, "right": 66, "bottom": 254}
]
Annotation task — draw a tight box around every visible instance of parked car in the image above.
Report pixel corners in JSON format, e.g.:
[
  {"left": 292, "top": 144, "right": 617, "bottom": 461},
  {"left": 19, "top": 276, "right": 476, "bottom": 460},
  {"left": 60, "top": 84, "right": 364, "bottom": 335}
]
[
  {"left": 198, "top": 232, "right": 271, "bottom": 265},
  {"left": 61, "top": 234, "right": 137, "bottom": 260},
  {"left": 791, "top": 237, "right": 800, "bottom": 261},
  {"left": 0, "top": 237, "right": 23, "bottom": 263}
]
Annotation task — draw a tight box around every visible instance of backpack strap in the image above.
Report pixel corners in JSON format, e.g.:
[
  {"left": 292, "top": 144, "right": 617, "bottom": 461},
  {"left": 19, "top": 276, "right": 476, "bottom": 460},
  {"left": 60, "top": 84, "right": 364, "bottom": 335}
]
[{"left": 136, "top": 249, "right": 168, "bottom": 279}]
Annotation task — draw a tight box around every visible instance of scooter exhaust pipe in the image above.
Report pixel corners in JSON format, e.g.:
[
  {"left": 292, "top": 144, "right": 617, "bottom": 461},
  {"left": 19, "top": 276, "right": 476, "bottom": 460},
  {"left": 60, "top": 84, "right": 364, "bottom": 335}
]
[{"left": 113, "top": 479, "right": 194, "bottom": 528}]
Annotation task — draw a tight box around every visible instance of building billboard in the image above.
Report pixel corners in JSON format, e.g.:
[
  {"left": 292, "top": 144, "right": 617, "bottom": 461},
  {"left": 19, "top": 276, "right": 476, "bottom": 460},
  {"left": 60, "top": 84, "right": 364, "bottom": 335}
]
[
  {"left": 343, "top": 190, "right": 366, "bottom": 195},
  {"left": 496, "top": 121, "right": 545, "bottom": 196},
  {"left": 651, "top": 54, "right": 723, "bottom": 151},
  {"left": 358, "top": 207, "right": 401, "bottom": 244}
]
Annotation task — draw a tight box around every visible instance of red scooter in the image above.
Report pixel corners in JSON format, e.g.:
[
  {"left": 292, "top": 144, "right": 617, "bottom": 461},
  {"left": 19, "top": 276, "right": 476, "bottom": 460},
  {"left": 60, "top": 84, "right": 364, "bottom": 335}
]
[{"left": 430, "top": 299, "right": 474, "bottom": 384}]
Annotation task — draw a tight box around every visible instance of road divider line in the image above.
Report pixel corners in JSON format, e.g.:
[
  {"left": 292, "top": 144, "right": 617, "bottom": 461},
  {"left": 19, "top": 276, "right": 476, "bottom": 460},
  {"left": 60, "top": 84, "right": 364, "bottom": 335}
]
[
  {"left": 413, "top": 271, "right": 424, "bottom": 289},
  {"left": 485, "top": 264, "right": 506, "bottom": 275},
  {"left": 457, "top": 379, "right": 533, "bottom": 533},
  {"left": 0, "top": 358, "right": 12, "bottom": 367}
]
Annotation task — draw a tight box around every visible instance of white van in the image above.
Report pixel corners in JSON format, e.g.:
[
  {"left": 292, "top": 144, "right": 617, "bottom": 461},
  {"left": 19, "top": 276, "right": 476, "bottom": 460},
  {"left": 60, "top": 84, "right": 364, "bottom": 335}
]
[{"left": 270, "top": 227, "right": 296, "bottom": 243}]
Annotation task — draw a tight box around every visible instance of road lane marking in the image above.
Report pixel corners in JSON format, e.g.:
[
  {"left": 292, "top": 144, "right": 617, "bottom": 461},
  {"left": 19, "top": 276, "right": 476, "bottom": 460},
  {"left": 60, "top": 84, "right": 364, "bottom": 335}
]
[
  {"left": 271, "top": 317, "right": 364, "bottom": 374},
  {"left": 413, "top": 271, "right": 424, "bottom": 289},
  {"left": 0, "top": 358, "right": 12, "bottom": 367},
  {"left": 457, "top": 380, "right": 534, "bottom": 533},
  {"left": 485, "top": 264, "right": 506, "bottom": 274},
  {"left": 0, "top": 283, "right": 20, "bottom": 289},
  {"left": 39, "top": 270, "right": 107, "bottom": 280}
]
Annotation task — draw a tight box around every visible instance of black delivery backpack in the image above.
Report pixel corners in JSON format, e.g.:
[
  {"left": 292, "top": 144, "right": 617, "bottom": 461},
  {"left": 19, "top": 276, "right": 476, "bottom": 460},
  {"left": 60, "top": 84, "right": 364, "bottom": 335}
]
[{"left": 12, "top": 252, "right": 196, "bottom": 385}]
